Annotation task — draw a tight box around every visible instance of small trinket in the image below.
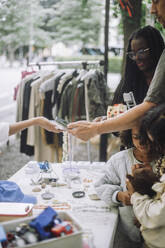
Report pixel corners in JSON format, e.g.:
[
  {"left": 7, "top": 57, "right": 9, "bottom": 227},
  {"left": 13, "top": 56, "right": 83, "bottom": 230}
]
[
  {"left": 50, "top": 182, "right": 57, "bottom": 187},
  {"left": 15, "top": 235, "right": 26, "bottom": 247},
  {"left": 23, "top": 231, "right": 38, "bottom": 244},
  {"left": 41, "top": 183, "right": 46, "bottom": 189},
  {"left": 41, "top": 190, "right": 54, "bottom": 200},
  {"left": 72, "top": 191, "right": 85, "bottom": 198},
  {"left": 88, "top": 193, "right": 100, "bottom": 200},
  {"left": 32, "top": 186, "right": 41, "bottom": 192}
]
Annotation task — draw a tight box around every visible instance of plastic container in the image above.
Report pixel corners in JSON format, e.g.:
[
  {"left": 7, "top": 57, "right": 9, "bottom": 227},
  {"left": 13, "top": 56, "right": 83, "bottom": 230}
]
[{"left": 2, "top": 211, "right": 83, "bottom": 248}]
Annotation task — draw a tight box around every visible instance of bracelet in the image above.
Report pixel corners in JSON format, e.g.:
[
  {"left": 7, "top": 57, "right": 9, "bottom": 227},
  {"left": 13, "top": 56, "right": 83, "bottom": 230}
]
[{"left": 72, "top": 191, "right": 85, "bottom": 198}]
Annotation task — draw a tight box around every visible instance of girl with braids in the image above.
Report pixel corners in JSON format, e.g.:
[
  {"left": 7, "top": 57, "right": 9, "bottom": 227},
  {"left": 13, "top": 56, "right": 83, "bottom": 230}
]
[{"left": 112, "top": 25, "right": 165, "bottom": 106}]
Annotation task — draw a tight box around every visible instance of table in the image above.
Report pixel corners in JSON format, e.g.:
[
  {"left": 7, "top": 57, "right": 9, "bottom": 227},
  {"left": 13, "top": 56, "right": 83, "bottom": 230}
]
[{"left": 9, "top": 161, "right": 118, "bottom": 248}]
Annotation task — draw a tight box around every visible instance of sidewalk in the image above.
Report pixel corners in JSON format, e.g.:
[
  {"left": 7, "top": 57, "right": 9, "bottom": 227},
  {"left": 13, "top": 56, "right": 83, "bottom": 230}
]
[{"left": 0, "top": 138, "right": 33, "bottom": 180}]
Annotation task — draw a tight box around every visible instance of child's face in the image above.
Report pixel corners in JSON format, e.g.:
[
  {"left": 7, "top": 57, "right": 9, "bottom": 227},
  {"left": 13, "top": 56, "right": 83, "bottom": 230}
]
[
  {"left": 132, "top": 126, "right": 150, "bottom": 154},
  {"left": 133, "top": 166, "right": 152, "bottom": 176},
  {"left": 132, "top": 163, "right": 152, "bottom": 176}
]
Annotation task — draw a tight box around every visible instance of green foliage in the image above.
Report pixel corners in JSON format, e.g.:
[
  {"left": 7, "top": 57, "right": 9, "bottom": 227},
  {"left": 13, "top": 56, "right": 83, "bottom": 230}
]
[
  {"left": 43, "top": 54, "right": 121, "bottom": 73},
  {"left": 48, "top": 0, "right": 102, "bottom": 46},
  {"left": 0, "top": 0, "right": 53, "bottom": 54},
  {"left": 108, "top": 56, "right": 122, "bottom": 73}
]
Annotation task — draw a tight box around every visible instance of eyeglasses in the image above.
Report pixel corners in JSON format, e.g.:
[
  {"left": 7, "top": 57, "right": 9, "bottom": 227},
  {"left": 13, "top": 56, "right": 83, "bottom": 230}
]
[{"left": 127, "top": 48, "right": 150, "bottom": 60}]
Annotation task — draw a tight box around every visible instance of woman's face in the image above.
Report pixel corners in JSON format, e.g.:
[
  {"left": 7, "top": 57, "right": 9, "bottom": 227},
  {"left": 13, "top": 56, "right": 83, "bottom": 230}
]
[
  {"left": 131, "top": 37, "right": 154, "bottom": 72},
  {"left": 132, "top": 126, "right": 150, "bottom": 154}
]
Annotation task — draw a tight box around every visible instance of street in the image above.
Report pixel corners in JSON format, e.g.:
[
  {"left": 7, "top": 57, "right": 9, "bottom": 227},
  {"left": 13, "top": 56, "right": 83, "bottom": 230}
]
[{"left": 0, "top": 67, "right": 22, "bottom": 123}]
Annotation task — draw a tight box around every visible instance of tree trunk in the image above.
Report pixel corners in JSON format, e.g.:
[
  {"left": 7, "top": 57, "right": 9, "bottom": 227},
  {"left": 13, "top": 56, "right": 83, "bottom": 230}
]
[
  {"left": 99, "top": 0, "right": 110, "bottom": 162},
  {"left": 121, "top": 0, "right": 142, "bottom": 76},
  {"left": 8, "top": 44, "right": 15, "bottom": 68}
]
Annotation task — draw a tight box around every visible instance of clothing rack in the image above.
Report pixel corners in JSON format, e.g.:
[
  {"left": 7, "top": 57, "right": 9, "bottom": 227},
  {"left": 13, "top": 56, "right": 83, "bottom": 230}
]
[
  {"left": 28, "top": 60, "right": 104, "bottom": 70},
  {"left": 28, "top": 60, "right": 105, "bottom": 163}
]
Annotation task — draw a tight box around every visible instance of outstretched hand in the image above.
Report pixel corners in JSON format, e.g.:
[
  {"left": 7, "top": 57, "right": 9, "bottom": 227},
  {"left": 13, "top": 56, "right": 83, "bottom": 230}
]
[
  {"left": 38, "top": 117, "right": 62, "bottom": 133},
  {"left": 67, "top": 121, "right": 99, "bottom": 141}
]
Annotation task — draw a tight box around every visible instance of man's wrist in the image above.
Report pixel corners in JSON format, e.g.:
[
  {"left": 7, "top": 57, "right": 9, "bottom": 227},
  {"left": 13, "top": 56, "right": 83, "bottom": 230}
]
[{"left": 96, "top": 121, "right": 103, "bottom": 135}]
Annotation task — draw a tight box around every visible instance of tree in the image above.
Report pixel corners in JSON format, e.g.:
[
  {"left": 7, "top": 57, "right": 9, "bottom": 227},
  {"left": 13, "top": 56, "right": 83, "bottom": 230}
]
[
  {"left": 0, "top": 0, "right": 53, "bottom": 65},
  {"left": 48, "top": 0, "right": 102, "bottom": 47},
  {"left": 120, "top": 0, "right": 142, "bottom": 75}
]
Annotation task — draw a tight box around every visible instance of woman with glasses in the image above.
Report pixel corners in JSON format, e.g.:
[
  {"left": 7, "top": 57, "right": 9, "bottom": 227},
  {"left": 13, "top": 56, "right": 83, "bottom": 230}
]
[
  {"left": 112, "top": 25, "right": 164, "bottom": 105},
  {"left": 68, "top": 1, "right": 165, "bottom": 141}
]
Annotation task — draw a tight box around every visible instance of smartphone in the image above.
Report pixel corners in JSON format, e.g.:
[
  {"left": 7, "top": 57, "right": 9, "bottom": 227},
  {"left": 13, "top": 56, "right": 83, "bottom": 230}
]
[
  {"left": 123, "top": 91, "right": 136, "bottom": 109},
  {"left": 54, "top": 116, "right": 69, "bottom": 130}
]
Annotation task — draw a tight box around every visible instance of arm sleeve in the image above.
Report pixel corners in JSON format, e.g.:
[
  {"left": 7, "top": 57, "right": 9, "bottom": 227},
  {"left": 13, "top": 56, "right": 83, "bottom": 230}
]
[
  {"left": 94, "top": 158, "right": 122, "bottom": 207},
  {"left": 144, "top": 49, "right": 165, "bottom": 104},
  {"left": 0, "top": 123, "right": 9, "bottom": 142},
  {"left": 131, "top": 192, "right": 165, "bottom": 228}
]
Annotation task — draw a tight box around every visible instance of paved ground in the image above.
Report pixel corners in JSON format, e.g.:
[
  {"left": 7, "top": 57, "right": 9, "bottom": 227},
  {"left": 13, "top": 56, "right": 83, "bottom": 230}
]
[{"left": 0, "top": 138, "right": 33, "bottom": 180}]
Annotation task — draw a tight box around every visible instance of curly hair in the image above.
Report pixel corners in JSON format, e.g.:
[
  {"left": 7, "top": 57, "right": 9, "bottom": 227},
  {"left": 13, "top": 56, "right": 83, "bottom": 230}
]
[
  {"left": 127, "top": 169, "right": 159, "bottom": 198},
  {"left": 120, "top": 127, "right": 158, "bottom": 160},
  {"left": 119, "top": 129, "right": 133, "bottom": 149},
  {"left": 140, "top": 103, "right": 165, "bottom": 157},
  {"left": 112, "top": 25, "right": 165, "bottom": 105}
]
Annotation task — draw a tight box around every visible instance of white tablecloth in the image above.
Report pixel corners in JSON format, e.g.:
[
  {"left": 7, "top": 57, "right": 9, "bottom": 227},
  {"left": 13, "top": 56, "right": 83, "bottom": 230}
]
[{"left": 9, "top": 161, "right": 118, "bottom": 248}]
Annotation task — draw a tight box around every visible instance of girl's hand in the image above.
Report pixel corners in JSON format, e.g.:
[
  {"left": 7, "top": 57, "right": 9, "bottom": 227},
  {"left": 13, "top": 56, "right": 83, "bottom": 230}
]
[
  {"left": 126, "top": 177, "right": 135, "bottom": 195},
  {"left": 117, "top": 191, "right": 131, "bottom": 205}
]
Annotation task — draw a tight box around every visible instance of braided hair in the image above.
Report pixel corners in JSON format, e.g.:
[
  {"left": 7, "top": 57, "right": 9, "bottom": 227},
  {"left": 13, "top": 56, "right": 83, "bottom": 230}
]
[{"left": 112, "top": 25, "right": 165, "bottom": 105}]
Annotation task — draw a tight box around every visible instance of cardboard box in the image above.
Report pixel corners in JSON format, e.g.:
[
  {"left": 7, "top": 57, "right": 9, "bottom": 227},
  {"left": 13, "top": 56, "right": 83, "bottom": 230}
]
[{"left": 2, "top": 211, "right": 83, "bottom": 248}]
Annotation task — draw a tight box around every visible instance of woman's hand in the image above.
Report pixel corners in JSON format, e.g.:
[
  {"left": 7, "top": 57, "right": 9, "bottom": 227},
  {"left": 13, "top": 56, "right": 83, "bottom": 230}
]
[
  {"left": 36, "top": 117, "right": 62, "bottom": 133},
  {"left": 117, "top": 191, "right": 131, "bottom": 205},
  {"left": 9, "top": 117, "right": 62, "bottom": 136}
]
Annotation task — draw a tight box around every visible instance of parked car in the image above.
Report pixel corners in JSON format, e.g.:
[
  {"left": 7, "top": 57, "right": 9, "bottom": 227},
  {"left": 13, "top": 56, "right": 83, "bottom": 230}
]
[
  {"left": 80, "top": 47, "right": 104, "bottom": 56},
  {"left": 109, "top": 46, "right": 123, "bottom": 56}
]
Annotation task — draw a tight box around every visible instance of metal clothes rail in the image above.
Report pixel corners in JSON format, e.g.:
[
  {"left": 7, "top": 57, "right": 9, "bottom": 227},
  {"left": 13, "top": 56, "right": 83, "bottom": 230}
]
[{"left": 28, "top": 60, "right": 104, "bottom": 70}]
